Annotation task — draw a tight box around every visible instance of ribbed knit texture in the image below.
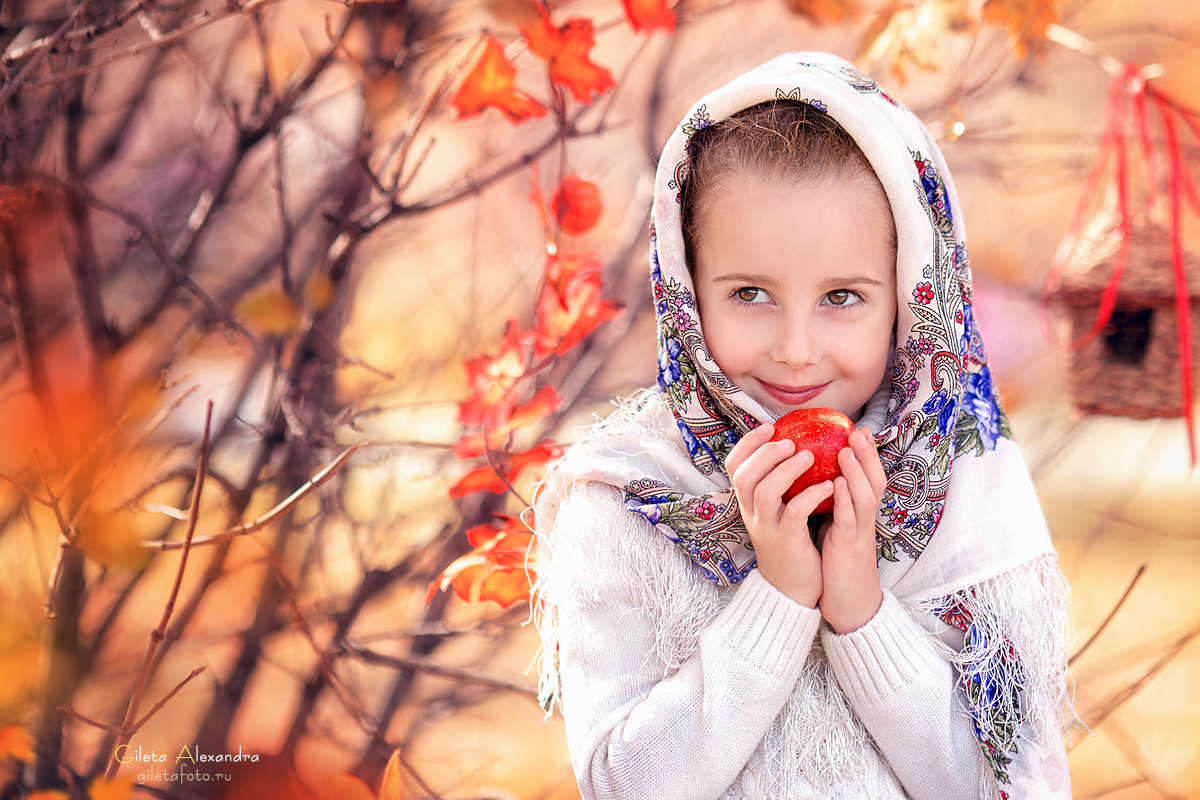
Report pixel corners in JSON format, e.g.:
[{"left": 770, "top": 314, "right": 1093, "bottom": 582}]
[{"left": 535, "top": 449, "right": 1073, "bottom": 800}]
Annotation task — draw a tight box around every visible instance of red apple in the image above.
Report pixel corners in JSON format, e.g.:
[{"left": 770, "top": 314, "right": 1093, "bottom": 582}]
[{"left": 769, "top": 407, "right": 855, "bottom": 515}]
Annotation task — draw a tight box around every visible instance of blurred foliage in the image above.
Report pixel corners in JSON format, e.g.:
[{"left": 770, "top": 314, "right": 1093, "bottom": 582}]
[{"left": 0, "top": 0, "right": 1198, "bottom": 798}]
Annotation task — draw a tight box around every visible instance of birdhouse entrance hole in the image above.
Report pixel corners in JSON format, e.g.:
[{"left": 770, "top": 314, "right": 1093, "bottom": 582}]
[{"left": 1102, "top": 307, "right": 1154, "bottom": 365}]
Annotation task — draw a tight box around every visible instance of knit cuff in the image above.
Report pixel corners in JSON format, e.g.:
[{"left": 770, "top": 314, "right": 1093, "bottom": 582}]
[
  {"left": 821, "top": 590, "right": 944, "bottom": 704},
  {"left": 707, "top": 570, "right": 822, "bottom": 678}
]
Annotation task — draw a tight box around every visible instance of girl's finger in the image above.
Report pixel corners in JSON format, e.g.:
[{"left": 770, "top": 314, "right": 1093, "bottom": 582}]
[
  {"left": 853, "top": 427, "right": 888, "bottom": 499},
  {"left": 730, "top": 438, "right": 795, "bottom": 517},
  {"left": 782, "top": 479, "right": 834, "bottom": 522},
  {"left": 838, "top": 446, "right": 879, "bottom": 528},
  {"left": 826, "top": 476, "right": 855, "bottom": 545},
  {"left": 725, "top": 423, "right": 775, "bottom": 477},
  {"left": 752, "top": 449, "right": 815, "bottom": 509}
]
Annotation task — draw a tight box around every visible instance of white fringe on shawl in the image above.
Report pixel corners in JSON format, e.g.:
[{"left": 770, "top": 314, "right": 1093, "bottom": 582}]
[
  {"left": 911, "top": 554, "right": 1076, "bottom": 800},
  {"left": 529, "top": 395, "right": 1075, "bottom": 799}
]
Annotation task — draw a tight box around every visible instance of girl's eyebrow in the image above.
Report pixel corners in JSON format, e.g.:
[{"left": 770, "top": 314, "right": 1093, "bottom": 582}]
[
  {"left": 711, "top": 272, "right": 887, "bottom": 289},
  {"left": 817, "top": 275, "right": 886, "bottom": 290},
  {"left": 710, "top": 272, "right": 778, "bottom": 286}
]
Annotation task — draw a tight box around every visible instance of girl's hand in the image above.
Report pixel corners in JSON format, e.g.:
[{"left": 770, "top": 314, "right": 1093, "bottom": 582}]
[
  {"left": 817, "top": 427, "right": 888, "bottom": 634},
  {"left": 725, "top": 423, "right": 833, "bottom": 608}
]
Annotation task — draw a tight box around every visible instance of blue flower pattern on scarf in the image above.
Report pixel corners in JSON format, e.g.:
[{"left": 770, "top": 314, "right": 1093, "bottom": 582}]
[
  {"left": 658, "top": 337, "right": 683, "bottom": 389},
  {"left": 922, "top": 389, "right": 960, "bottom": 437},
  {"left": 618, "top": 57, "right": 1028, "bottom": 794}
]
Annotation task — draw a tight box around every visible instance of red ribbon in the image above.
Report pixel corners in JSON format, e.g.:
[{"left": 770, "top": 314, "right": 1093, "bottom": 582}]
[{"left": 1040, "top": 65, "right": 1197, "bottom": 467}]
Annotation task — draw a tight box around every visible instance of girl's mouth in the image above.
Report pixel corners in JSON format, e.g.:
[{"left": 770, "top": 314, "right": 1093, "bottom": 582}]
[{"left": 756, "top": 379, "right": 830, "bottom": 406}]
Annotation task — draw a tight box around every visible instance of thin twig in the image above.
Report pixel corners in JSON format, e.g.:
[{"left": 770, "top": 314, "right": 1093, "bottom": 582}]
[
  {"left": 340, "top": 642, "right": 537, "bottom": 696},
  {"left": 59, "top": 707, "right": 121, "bottom": 734},
  {"left": 0, "top": 470, "right": 52, "bottom": 506},
  {"left": 1079, "top": 623, "right": 1200, "bottom": 734},
  {"left": 0, "top": 5, "right": 84, "bottom": 106},
  {"left": 131, "top": 666, "right": 207, "bottom": 733},
  {"left": 144, "top": 444, "right": 362, "bottom": 551},
  {"left": 105, "top": 401, "right": 213, "bottom": 780},
  {"left": 36, "top": 451, "right": 79, "bottom": 619},
  {"left": 18, "top": 0, "right": 288, "bottom": 89},
  {"left": 1069, "top": 564, "right": 1147, "bottom": 667}
]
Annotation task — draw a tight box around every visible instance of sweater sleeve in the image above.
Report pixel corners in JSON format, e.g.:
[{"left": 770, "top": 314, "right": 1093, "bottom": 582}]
[
  {"left": 821, "top": 586, "right": 1074, "bottom": 800},
  {"left": 821, "top": 591, "right": 983, "bottom": 799},
  {"left": 544, "top": 482, "right": 822, "bottom": 800}
]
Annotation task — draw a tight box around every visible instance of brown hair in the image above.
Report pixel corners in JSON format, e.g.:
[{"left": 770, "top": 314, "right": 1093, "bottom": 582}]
[{"left": 677, "top": 100, "right": 895, "bottom": 267}]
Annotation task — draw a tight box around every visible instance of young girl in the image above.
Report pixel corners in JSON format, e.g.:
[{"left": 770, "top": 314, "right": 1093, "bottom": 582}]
[{"left": 534, "top": 52, "right": 1073, "bottom": 800}]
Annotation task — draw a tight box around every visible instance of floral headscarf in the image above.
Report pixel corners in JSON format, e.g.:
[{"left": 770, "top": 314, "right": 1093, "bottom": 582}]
[
  {"left": 634, "top": 54, "right": 1011, "bottom": 583},
  {"left": 544, "top": 53, "right": 1068, "bottom": 797}
]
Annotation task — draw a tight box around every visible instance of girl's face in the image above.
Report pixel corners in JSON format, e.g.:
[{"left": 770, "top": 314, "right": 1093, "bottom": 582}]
[{"left": 692, "top": 174, "right": 897, "bottom": 420}]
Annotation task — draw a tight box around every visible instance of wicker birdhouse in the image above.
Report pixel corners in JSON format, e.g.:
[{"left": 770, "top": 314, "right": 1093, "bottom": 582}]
[{"left": 1049, "top": 210, "right": 1200, "bottom": 419}]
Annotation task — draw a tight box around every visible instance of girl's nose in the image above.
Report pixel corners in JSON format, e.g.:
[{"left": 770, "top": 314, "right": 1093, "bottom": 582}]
[{"left": 770, "top": 312, "right": 819, "bottom": 367}]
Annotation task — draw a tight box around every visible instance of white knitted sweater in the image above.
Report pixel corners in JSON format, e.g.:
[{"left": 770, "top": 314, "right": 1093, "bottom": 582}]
[{"left": 534, "top": 403, "right": 1072, "bottom": 800}]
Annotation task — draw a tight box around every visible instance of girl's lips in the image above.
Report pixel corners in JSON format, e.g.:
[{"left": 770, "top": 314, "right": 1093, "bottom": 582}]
[{"left": 756, "top": 378, "right": 830, "bottom": 406}]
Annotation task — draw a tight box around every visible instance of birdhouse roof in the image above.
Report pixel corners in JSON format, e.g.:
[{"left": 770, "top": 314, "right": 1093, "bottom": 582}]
[{"left": 1051, "top": 211, "right": 1200, "bottom": 307}]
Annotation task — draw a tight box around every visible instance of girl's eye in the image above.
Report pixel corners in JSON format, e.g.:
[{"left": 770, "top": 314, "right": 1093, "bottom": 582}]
[
  {"left": 825, "top": 289, "right": 862, "bottom": 307},
  {"left": 733, "top": 287, "right": 768, "bottom": 304}
]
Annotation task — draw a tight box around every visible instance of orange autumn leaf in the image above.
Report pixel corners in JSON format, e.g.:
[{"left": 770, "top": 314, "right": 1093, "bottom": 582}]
[
  {"left": 451, "top": 37, "right": 548, "bottom": 123},
  {"left": 454, "top": 386, "right": 562, "bottom": 458},
  {"left": 534, "top": 267, "right": 623, "bottom": 357},
  {"left": 0, "top": 725, "right": 34, "bottom": 762},
  {"left": 981, "top": 0, "right": 1059, "bottom": 58},
  {"left": 28, "top": 793, "right": 68, "bottom": 800},
  {"left": 448, "top": 441, "right": 562, "bottom": 498},
  {"left": 319, "top": 774, "right": 375, "bottom": 800},
  {"left": 522, "top": 15, "right": 616, "bottom": 104},
  {"left": 552, "top": 176, "right": 603, "bottom": 235},
  {"left": 621, "top": 0, "right": 676, "bottom": 32},
  {"left": 458, "top": 320, "right": 529, "bottom": 428},
  {"left": 377, "top": 748, "right": 403, "bottom": 800},
  {"left": 780, "top": 0, "right": 855, "bottom": 24},
  {"left": 76, "top": 510, "right": 150, "bottom": 569},
  {"left": 237, "top": 287, "right": 302, "bottom": 335},
  {"left": 427, "top": 516, "right": 536, "bottom": 608},
  {"left": 89, "top": 776, "right": 135, "bottom": 800}
]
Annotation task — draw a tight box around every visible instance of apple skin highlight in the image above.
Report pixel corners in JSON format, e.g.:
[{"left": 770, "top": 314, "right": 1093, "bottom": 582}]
[{"left": 769, "top": 407, "right": 856, "bottom": 515}]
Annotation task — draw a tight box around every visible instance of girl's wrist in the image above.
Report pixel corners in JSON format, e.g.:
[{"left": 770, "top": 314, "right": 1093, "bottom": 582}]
[{"left": 825, "top": 588, "right": 883, "bottom": 634}]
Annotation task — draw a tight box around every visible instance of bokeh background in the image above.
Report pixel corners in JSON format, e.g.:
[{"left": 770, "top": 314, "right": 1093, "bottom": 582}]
[{"left": 1, "top": 0, "right": 1199, "bottom": 798}]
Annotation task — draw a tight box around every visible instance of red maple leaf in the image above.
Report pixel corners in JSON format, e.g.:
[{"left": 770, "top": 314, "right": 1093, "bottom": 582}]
[
  {"left": 448, "top": 441, "right": 562, "bottom": 498},
  {"left": 622, "top": 0, "right": 676, "bottom": 32},
  {"left": 534, "top": 267, "right": 623, "bottom": 358},
  {"left": 522, "top": 15, "right": 616, "bottom": 104},
  {"left": 551, "top": 175, "right": 603, "bottom": 235},
  {"left": 426, "top": 515, "right": 537, "bottom": 608},
  {"left": 453, "top": 386, "right": 562, "bottom": 458},
  {"left": 451, "top": 37, "right": 548, "bottom": 123},
  {"left": 458, "top": 320, "right": 529, "bottom": 428}
]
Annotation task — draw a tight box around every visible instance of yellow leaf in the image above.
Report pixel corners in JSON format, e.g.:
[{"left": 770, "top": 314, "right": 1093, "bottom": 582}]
[
  {"left": 90, "top": 776, "right": 135, "bottom": 800},
  {"left": 319, "top": 773, "right": 376, "bottom": 800},
  {"left": 76, "top": 511, "right": 150, "bottom": 570},
  {"left": 377, "top": 749, "right": 403, "bottom": 800},
  {"left": 237, "top": 288, "right": 302, "bottom": 336},
  {"left": 0, "top": 725, "right": 34, "bottom": 762},
  {"left": 304, "top": 273, "right": 335, "bottom": 312}
]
